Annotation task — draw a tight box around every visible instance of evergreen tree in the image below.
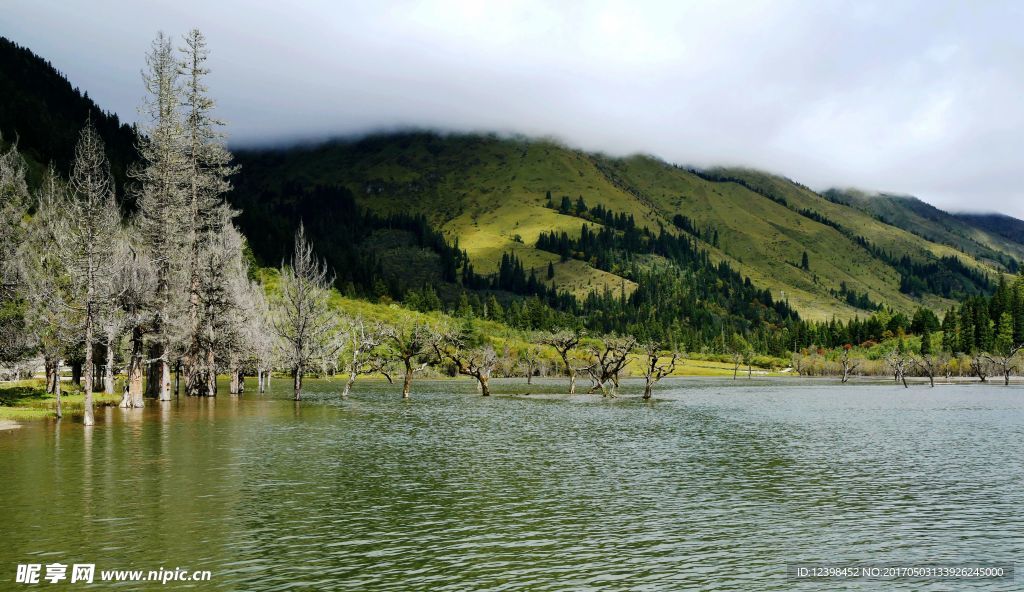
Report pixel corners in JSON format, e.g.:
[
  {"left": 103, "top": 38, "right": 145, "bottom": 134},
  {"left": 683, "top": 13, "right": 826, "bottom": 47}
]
[
  {"left": 800, "top": 251, "right": 810, "bottom": 271},
  {"left": 994, "top": 311, "right": 1015, "bottom": 355},
  {"left": 920, "top": 328, "right": 933, "bottom": 355}
]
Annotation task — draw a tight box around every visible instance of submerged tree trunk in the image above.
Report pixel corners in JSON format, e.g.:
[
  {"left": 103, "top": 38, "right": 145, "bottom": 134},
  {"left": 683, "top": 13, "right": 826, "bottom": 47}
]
[
  {"left": 156, "top": 355, "right": 172, "bottom": 401},
  {"left": 342, "top": 371, "right": 356, "bottom": 399},
  {"left": 478, "top": 374, "right": 490, "bottom": 397},
  {"left": 568, "top": 367, "right": 577, "bottom": 395},
  {"left": 229, "top": 364, "right": 240, "bottom": 395},
  {"left": 51, "top": 358, "right": 63, "bottom": 418},
  {"left": 104, "top": 341, "right": 115, "bottom": 394},
  {"left": 643, "top": 381, "right": 654, "bottom": 400},
  {"left": 293, "top": 365, "right": 303, "bottom": 401},
  {"left": 122, "top": 328, "right": 145, "bottom": 408},
  {"left": 402, "top": 359, "right": 414, "bottom": 399},
  {"left": 82, "top": 304, "right": 95, "bottom": 426}
]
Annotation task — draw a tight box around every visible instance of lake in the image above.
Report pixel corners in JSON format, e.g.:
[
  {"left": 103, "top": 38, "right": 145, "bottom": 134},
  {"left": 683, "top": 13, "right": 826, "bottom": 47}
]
[{"left": 1, "top": 378, "right": 1021, "bottom": 590}]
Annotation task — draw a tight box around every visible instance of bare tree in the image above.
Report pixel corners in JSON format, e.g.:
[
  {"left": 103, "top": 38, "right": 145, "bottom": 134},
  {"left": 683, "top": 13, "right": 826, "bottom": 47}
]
[
  {"left": 885, "top": 347, "right": 910, "bottom": 389},
  {"left": 839, "top": 344, "right": 860, "bottom": 383},
  {"left": 984, "top": 344, "right": 1023, "bottom": 386},
  {"left": 272, "top": 225, "right": 344, "bottom": 400},
  {"left": 386, "top": 319, "right": 438, "bottom": 399},
  {"left": 135, "top": 32, "right": 189, "bottom": 401},
  {"left": 585, "top": 335, "right": 636, "bottom": 397},
  {"left": 242, "top": 278, "right": 275, "bottom": 394},
  {"left": 518, "top": 344, "right": 542, "bottom": 384},
  {"left": 640, "top": 342, "right": 678, "bottom": 400},
  {"left": 541, "top": 328, "right": 583, "bottom": 393},
  {"left": 911, "top": 352, "right": 949, "bottom": 388},
  {"left": 178, "top": 29, "right": 240, "bottom": 397},
  {"left": 339, "top": 318, "right": 395, "bottom": 399},
  {"left": 431, "top": 328, "right": 498, "bottom": 396},
  {"left": 969, "top": 353, "right": 990, "bottom": 383},
  {"left": 0, "top": 140, "right": 32, "bottom": 365},
  {"left": 48, "top": 121, "right": 122, "bottom": 425},
  {"left": 18, "top": 168, "right": 78, "bottom": 414},
  {"left": 114, "top": 235, "right": 156, "bottom": 408}
]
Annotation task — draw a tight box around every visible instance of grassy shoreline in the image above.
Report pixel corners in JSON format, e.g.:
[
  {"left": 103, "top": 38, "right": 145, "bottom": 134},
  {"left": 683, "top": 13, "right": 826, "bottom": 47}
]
[{"left": 0, "top": 380, "right": 120, "bottom": 422}]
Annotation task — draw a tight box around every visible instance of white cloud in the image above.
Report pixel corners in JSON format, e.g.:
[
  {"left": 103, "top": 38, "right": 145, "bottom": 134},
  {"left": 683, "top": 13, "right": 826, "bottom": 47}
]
[{"left": 3, "top": 0, "right": 1023, "bottom": 217}]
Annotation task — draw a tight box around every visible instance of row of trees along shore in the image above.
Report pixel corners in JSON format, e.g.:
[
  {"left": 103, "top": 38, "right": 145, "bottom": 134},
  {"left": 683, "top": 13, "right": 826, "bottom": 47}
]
[
  {"left": 792, "top": 274, "right": 1024, "bottom": 386},
  {"left": 0, "top": 31, "right": 267, "bottom": 424},
  {"left": 1, "top": 32, "right": 1022, "bottom": 427}
]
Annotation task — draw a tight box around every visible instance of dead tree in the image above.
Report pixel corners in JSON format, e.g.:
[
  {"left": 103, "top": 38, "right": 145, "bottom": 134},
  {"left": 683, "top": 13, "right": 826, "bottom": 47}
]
[
  {"left": 541, "top": 328, "right": 583, "bottom": 394},
  {"left": 387, "top": 321, "right": 439, "bottom": 399},
  {"left": 432, "top": 330, "right": 498, "bottom": 396},
  {"left": 885, "top": 348, "right": 910, "bottom": 388},
  {"left": 340, "top": 318, "right": 395, "bottom": 399},
  {"left": 641, "top": 342, "right": 678, "bottom": 400},
  {"left": 984, "top": 344, "right": 1023, "bottom": 386},
  {"left": 272, "top": 225, "right": 345, "bottom": 400},
  {"left": 911, "top": 354, "right": 947, "bottom": 388},
  {"left": 518, "top": 345, "right": 542, "bottom": 384},
  {"left": 840, "top": 345, "right": 860, "bottom": 384},
  {"left": 585, "top": 335, "right": 636, "bottom": 397},
  {"left": 969, "top": 354, "right": 990, "bottom": 383}
]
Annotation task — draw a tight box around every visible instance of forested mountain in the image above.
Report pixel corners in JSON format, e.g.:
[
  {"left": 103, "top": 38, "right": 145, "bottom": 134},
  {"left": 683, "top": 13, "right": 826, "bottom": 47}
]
[
  {"left": 0, "top": 37, "right": 138, "bottom": 197},
  {"left": 232, "top": 133, "right": 1024, "bottom": 321}
]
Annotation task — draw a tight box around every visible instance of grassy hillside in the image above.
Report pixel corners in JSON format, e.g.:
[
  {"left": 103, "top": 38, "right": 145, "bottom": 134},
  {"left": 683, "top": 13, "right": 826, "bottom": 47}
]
[
  {"left": 824, "top": 188, "right": 1024, "bottom": 268},
  {"left": 235, "top": 132, "right": 1018, "bottom": 321}
]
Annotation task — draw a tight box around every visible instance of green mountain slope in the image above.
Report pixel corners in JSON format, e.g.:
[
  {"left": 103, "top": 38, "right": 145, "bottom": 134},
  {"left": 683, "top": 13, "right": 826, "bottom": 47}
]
[
  {"left": 823, "top": 188, "right": 1024, "bottom": 270},
  {"left": 0, "top": 36, "right": 138, "bottom": 197},
  {"left": 234, "top": 132, "right": 1012, "bottom": 320}
]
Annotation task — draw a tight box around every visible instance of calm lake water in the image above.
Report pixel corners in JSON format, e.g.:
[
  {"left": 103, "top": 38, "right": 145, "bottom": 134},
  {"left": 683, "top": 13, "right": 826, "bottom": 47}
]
[{"left": 1, "top": 378, "right": 1021, "bottom": 591}]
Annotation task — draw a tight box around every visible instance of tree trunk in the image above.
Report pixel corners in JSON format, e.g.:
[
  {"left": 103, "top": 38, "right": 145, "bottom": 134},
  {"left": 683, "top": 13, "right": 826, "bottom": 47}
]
[
  {"left": 747, "top": 363, "right": 752, "bottom": 379},
  {"left": 478, "top": 374, "right": 490, "bottom": 396},
  {"left": 45, "top": 357, "right": 56, "bottom": 394},
  {"left": 174, "top": 361, "right": 180, "bottom": 395},
  {"left": 124, "top": 328, "right": 145, "bottom": 408},
  {"left": 72, "top": 361, "right": 82, "bottom": 386},
  {"left": 841, "top": 366, "right": 850, "bottom": 383},
  {"left": 928, "top": 373, "right": 935, "bottom": 388},
  {"left": 83, "top": 312, "right": 95, "bottom": 426},
  {"left": 568, "top": 367, "right": 576, "bottom": 395},
  {"left": 342, "top": 371, "right": 356, "bottom": 399},
  {"left": 1005, "top": 369, "right": 1011, "bottom": 386},
  {"left": 156, "top": 350, "right": 172, "bottom": 401},
  {"left": 104, "top": 341, "right": 115, "bottom": 394},
  {"left": 293, "top": 365, "right": 303, "bottom": 401},
  {"left": 642, "top": 381, "right": 653, "bottom": 400},
  {"left": 205, "top": 346, "right": 217, "bottom": 397},
  {"left": 526, "top": 366, "right": 533, "bottom": 385},
  {"left": 229, "top": 364, "right": 240, "bottom": 394},
  {"left": 402, "top": 359, "right": 413, "bottom": 399},
  {"left": 733, "top": 361, "right": 739, "bottom": 380},
  {"left": 51, "top": 358, "right": 62, "bottom": 418}
]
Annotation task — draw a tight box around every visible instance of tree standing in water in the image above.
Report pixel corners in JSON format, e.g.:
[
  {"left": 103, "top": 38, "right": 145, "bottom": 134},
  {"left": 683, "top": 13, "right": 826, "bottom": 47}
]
[
  {"left": 56, "top": 121, "right": 122, "bottom": 425},
  {"left": 273, "top": 225, "right": 343, "bottom": 400},
  {"left": 641, "top": 342, "right": 678, "bottom": 400}
]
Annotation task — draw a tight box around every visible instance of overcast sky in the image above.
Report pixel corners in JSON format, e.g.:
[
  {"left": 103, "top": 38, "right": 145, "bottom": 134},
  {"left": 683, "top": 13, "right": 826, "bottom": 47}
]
[{"left": 4, "top": 0, "right": 1024, "bottom": 217}]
